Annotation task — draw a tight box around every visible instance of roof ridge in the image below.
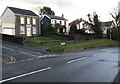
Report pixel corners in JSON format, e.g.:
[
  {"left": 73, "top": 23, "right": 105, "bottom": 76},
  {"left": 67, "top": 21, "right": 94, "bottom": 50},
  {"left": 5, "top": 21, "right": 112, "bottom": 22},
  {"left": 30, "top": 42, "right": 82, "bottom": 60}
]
[
  {"left": 8, "top": 6, "right": 32, "bottom": 12},
  {"left": 7, "top": 6, "right": 38, "bottom": 17}
]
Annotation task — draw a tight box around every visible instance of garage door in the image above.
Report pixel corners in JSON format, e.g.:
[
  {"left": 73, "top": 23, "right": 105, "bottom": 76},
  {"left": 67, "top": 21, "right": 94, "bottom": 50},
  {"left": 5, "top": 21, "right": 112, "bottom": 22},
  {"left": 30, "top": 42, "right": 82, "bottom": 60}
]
[{"left": 3, "top": 28, "right": 13, "bottom": 35}]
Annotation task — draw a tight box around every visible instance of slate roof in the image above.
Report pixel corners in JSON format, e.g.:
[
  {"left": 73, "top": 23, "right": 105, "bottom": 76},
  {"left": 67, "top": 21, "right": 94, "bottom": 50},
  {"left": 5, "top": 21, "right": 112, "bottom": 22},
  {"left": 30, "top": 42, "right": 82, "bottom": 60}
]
[
  {"left": 69, "top": 18, "right": 82, "bottom": 25},
  {"left": 47, "top": 15, "right": 68, "bottom": 20},
  {"left": 8, "top": 7, "right": 38, "bottom": 17},
  {"left": 100, "top": 21, "right": 113, "bottom": 26}
]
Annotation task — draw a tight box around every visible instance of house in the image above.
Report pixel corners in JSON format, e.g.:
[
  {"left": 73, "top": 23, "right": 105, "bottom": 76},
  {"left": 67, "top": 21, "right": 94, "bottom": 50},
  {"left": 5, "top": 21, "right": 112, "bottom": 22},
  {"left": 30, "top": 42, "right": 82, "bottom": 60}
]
[
  {"left": 0, "top": 6, "right": 40, "bottom": 37},
  {"left": 40, "top": 14, "right": 68, "bottom": 35},
  {"left": 69, "top": 18, "right": 94, "bottom": 34},
  {"left": 99, "top": 21, "right": 114, "bottom": 34}
]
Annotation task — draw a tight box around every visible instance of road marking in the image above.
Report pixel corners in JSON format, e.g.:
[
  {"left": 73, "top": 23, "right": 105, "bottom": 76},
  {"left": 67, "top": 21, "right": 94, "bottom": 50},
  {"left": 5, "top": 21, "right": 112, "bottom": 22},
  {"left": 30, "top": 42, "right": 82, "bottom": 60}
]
[
  {"left": 0, "top": 67, "right": 51, "bottom": 83},
  {"left": 0, "top": 46, "right": 14, "bottom": 51},
  {"left": 19, "top": 51, "right": 37, "bottom": 57},
  {"left": 27, "top": 58, "right": 33, "bottom": 61},
  {"left": 67, "top": 57, "right": 88, "bottom": 64}
]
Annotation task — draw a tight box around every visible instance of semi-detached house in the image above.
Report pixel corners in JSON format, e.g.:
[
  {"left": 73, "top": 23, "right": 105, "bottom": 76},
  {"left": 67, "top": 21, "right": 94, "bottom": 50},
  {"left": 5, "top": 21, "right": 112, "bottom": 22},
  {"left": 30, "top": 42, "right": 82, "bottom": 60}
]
[{"left": 0, "top": 7, "right": 40, "bottom": 37}]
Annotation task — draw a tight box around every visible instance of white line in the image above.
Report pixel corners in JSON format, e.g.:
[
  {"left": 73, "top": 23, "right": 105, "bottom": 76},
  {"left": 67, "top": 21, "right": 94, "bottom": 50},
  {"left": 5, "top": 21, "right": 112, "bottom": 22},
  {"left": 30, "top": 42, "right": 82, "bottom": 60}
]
[
  {"left": 19, "top": 51, "right": 37, "bottom": 57},
  {"left": 0, "top": 46, "right": 14, "bottom": 51},
  {"left": 27, "top": 58, "right": 33, "bottom": 61},
  {"left": 67, "top": 57, "right": 88, "bottom": 64},
  {"left": 0, "top": 67, "right": 51, "bottom": 83}
]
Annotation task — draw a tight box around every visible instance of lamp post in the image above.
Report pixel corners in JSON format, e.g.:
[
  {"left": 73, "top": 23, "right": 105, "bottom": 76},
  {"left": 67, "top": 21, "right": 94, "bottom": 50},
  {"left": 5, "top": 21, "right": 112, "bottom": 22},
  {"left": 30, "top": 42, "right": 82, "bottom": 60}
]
[
  {"left": 110, "top": 29, "right": 112, "bottom": 46},
  {"left": 110, "top": 29, "right": 112, "bottom": 40}
]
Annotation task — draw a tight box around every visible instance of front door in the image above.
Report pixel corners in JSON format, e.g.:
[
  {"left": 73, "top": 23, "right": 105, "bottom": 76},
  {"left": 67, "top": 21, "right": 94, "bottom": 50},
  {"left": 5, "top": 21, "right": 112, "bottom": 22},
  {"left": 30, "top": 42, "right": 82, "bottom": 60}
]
[{"left": 27, "top": 25, "right": 31, "bottom": 36}]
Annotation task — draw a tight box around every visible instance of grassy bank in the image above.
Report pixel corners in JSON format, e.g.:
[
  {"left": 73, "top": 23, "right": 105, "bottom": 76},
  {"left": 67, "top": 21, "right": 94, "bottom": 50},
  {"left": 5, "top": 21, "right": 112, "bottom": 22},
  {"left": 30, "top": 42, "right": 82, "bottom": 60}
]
[
  {"left": 47, "top": 39, "right": 119, "bottom": 52},
  {"left": 26, "top": 36, "right": 62, "bottom": 46}
]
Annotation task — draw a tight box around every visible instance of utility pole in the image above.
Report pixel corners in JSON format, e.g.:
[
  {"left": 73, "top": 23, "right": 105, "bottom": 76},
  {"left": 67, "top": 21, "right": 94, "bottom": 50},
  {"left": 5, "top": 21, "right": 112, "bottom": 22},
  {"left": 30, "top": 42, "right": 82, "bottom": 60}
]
[
  {"left": 110, "top": 29, "right": 112, "bottom": 40},
  {"left": 110, "top": 29, "right": 112, "bottom": 46}
]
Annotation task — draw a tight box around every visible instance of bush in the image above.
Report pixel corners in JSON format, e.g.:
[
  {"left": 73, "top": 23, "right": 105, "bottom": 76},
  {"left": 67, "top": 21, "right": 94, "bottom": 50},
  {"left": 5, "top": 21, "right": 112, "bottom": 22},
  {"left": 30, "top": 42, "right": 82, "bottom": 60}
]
[
  {"left": 2, "top": 34, "right": 25, "bottom": 44},
  {"left": 107, "top": 27, "right": 120, "bottom": 42}
]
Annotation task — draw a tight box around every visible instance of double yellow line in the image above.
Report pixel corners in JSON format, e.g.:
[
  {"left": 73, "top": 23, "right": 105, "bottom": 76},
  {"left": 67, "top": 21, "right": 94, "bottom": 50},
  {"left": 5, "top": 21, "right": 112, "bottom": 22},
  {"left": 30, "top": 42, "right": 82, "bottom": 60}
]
[{"left": 1, "top": 55, "right": 16, "bottom": 66}]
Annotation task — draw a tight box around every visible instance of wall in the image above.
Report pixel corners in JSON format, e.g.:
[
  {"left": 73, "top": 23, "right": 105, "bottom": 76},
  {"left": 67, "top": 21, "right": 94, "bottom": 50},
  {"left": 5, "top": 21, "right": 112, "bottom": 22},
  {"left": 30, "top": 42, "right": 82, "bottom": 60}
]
[
  {"left": 1, "top": 8, "right": 15, "bottom": 23},
  {"left": 15, "top": 15, "right": 40, "bottom": 37},
  {"left": 1, "top": 8, "right": 15, "bottom": 35}
]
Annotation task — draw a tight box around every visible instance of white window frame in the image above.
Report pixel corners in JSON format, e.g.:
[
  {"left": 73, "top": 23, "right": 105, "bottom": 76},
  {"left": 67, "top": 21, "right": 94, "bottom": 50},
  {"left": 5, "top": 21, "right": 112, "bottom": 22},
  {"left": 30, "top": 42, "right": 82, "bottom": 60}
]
[
  {"left": 33, "top": 27, "right": 37, "bottom": 34},
  {"left": 20, "top": 26, "right": 25, "bottom": 34},
  {"left": 27, "top": 17, "right": 30, "bottom": 24},
  {"left": 20, "top": 17, "right": 25, "bottom": 24},
  {"left": 32, "top": 18, "right": 36, "bottom": 25}
]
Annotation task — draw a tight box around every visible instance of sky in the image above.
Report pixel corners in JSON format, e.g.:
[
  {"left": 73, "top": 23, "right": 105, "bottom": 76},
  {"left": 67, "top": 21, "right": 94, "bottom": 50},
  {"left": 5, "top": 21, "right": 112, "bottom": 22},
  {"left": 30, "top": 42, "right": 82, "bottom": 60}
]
[{"left": 0, "top": 0, "right": 119, "bottom": 22}]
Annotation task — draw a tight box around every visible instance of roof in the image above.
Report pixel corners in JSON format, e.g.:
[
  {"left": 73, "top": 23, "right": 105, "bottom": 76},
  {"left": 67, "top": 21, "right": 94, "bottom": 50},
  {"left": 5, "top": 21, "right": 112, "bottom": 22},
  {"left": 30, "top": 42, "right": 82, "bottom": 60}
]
[
  {"left": 8, "top": 7, "right": 38, "bottom": 17},
  {"left": 47, "top": 15, "right": 67, "bottom": 20},
  {"left": 100, "top": 21, "right": 113, "bottom": 26},
  {"left": 69, "top": 18, "right": 82, "bottom": 25},
  {"left": 40, "top": 14, "right": 68, "bottom": 21}
]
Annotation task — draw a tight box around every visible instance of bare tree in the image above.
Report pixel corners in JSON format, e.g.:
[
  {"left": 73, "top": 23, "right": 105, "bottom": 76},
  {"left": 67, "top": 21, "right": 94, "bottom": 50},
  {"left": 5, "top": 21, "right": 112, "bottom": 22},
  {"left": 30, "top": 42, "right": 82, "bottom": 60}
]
[
  {"left": 110, "top": 8, "right": 120, "bottom": 27},
  {"left": 32, "top": 6, "right": 41, "bottom": 15}
]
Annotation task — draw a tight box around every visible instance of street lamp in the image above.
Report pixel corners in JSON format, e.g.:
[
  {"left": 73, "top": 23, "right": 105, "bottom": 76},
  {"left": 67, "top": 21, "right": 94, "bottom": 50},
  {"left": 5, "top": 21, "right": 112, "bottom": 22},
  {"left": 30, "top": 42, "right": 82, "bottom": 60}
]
[
  {"left": 110, "top": 29, "right": 112, "bottom": 46},
  {"left": 110, "top": 29, "right": 112, "bottom": 40}
]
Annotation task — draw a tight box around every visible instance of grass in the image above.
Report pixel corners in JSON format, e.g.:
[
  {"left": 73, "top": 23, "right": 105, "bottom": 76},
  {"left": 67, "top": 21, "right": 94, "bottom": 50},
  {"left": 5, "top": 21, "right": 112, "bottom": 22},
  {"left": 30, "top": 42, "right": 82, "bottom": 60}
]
[
  {"left": 47, "top": 39, "right": 119, "bottom": 52},
  {"left": 26, "top": 36, "right": 62, "bottom": 46}
]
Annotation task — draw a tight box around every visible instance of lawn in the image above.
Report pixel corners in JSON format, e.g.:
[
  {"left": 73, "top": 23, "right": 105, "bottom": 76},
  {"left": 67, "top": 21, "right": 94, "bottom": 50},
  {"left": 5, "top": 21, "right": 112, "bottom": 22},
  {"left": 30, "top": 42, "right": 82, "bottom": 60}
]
[
  {"left": 46, "top": 39, "right": 119, "bottom": 52},
  {"left": 26, "top": 36, "right": 62, "bottom": 46}
]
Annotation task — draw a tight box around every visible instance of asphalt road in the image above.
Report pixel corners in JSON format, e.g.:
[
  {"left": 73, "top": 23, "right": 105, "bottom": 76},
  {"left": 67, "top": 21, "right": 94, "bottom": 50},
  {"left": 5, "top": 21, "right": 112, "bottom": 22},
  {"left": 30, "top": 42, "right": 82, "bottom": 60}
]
[{"left": 1, "top": 41, "right": 120, "bottom": 83}]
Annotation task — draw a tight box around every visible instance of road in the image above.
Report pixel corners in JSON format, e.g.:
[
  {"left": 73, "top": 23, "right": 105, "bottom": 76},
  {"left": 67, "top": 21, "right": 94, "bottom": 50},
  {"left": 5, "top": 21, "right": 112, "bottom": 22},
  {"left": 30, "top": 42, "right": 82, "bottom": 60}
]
[{"left": 1, "top": 41, "right": 119, "bottom": 83}]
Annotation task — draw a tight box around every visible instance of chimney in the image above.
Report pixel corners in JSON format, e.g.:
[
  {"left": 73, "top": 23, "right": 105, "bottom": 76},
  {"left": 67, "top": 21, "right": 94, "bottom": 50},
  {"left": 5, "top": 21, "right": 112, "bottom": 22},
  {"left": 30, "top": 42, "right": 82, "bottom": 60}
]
[{"left": 62, "top": 13, "right": 64, "bottom": 17}]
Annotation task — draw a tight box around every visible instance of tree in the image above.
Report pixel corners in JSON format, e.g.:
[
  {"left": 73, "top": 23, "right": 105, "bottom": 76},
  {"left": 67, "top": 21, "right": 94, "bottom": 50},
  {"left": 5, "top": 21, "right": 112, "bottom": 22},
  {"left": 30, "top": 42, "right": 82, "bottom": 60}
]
[
  {"left": 92, "top": 12, "right": 103, "bottom": 38},
  {"left": 83, "top": 12, "right": 103, "bottom": 38},
  {"left": 69, "top": 24, "right": 77, "bottom": 34},
  {"left": 107, "top": 27, "right": 120, "bottom": 41},
  {"left": 41, "top": 6, "right": 55, "bottom": 15},
  {"left": 110, "top": 8, "right": 120, "bottom": 28}
]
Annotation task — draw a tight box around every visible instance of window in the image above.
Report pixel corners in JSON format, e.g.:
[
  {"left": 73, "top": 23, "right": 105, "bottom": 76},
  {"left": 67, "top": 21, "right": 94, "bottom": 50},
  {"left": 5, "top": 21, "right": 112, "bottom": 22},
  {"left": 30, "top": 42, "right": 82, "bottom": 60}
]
[
  {"left": 33, "top": 27, "right": 37, "bottom": 34},
  {"left": 60, "top": 21, "right": 62, "bottom": 25},
  {"left": 64, "top": 21, "right": 66, "bottom": 25},
  {"left": 20, "top": 26, "right": 25, "bottom": 34},
  {"left": 55, "top": 20, "right": 57, "bottom": 24},
  {"left": 20, "top": 17, "right": 25, "bottom": 24},
  {"left": 41, "top": 21, "right": 43, "bottom": 24},
  {"left": 33, "top": 18, "right": 36, "bottom": 25},
  {"left": 27, "top": 17, "right": 30, "bottom": 24}
]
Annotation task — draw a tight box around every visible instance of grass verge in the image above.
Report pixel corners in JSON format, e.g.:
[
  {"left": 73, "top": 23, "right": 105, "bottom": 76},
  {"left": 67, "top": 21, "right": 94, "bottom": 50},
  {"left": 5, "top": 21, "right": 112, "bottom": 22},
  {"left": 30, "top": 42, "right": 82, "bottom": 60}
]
[{"left": 46, "top": 39, "right": 119, "bottom": 52}]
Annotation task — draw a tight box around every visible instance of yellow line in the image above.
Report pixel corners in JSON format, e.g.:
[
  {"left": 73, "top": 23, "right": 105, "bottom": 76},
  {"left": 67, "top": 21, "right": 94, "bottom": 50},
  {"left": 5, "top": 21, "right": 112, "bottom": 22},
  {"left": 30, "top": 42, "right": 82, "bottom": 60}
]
[{"left": 0, "top": 54, "right": 16, "bottom": 66}]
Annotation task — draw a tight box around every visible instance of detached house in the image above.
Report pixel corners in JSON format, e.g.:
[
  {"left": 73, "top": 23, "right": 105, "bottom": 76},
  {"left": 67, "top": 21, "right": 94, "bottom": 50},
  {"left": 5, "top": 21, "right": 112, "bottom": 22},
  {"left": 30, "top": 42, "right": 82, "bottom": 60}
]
[
  {"left": 69, "top": 18, "right": 94, "bottom": 34},
  {"left": 99, "top": 21, "right": 114, "bottom": 35},
  {"left": 0, "top": 7, "right": 40, "bottom": 37},
  {"left": 40, "top": 14, "right": 68, "bottom": 35}
]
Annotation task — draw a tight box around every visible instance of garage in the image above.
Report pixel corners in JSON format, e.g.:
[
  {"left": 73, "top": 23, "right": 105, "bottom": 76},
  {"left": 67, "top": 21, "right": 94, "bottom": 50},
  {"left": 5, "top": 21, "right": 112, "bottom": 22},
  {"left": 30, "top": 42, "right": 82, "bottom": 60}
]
[{"left": 3, "top": 28, "right": 14, "bottom": 35}]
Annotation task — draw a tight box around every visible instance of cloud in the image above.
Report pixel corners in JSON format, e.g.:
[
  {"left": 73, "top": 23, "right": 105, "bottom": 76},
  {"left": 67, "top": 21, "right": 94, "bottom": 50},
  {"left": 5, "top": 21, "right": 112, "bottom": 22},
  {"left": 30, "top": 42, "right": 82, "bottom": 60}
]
[{"left": 18, "top": 0, "right": 74, "bottom": 8}]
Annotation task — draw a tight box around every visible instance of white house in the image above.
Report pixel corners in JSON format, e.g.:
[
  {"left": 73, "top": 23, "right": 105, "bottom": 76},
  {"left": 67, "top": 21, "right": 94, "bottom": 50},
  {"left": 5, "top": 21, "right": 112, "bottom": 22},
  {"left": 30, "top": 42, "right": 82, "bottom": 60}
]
[
  {"left": 40, "top": 14, "right": 69, "bottom": 35},
  {"left": 69, "top": 18, "right": 94, "bottom": 34}
]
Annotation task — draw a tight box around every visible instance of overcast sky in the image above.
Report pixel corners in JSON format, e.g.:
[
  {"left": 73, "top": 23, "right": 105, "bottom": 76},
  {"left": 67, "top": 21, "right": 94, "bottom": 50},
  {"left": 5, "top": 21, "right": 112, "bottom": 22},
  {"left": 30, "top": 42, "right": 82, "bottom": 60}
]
[{"left": 0, "top": 0, "right": 119, "bottom": 22}]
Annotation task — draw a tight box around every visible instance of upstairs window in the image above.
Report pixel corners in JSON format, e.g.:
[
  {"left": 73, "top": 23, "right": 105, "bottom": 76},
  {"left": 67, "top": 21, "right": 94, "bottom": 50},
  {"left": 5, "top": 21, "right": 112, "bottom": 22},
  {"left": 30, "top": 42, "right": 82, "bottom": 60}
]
[
  {"left": 33, "top": 18, "right": 36, "bottom": 25},
  {"left": 27, "top": 17, "right": 30, "bottom": 24},
  {"left": 55, "top": 20, "right": 57, "bottom": 24},
  {"left": 20, "top": 17, "right": 25, "bottom": 24},
  {"left": 64, "top": 21, "right": 66, "bottom": 25},
  {"left": 60, "top": 21, "right": 62, "bottom": 25}
]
